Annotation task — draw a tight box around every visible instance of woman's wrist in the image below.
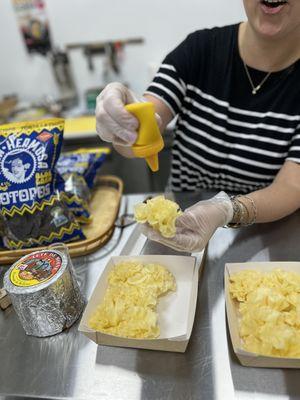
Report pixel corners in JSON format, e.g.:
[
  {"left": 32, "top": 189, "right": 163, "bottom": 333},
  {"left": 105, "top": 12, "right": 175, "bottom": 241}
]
[
  {"left": 226, "top": 195, "right": 257, "bottom": 228},
  {"left": 238, "top": 196, "right": 257, "bottom": 225}
]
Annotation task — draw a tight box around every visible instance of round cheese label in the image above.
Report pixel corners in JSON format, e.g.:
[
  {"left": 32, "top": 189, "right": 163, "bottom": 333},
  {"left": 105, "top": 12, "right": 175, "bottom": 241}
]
[{"left": 10, "top": 251, "right": 63, "bottom": 287}]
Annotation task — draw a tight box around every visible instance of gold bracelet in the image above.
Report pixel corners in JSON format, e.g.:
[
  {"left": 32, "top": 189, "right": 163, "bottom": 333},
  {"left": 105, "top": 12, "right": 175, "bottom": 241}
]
[
  {"left": 236, "top": 195, "right": 257, "bottom": 226},
  {"left": 238, "top": 200, "right": 249, "bottom": 225},
  {"left": 225, "top": 196, "right": 244, "bottom": 228},
  {"left": 225, "top": 195, "right": 257, "bottom": 228}
]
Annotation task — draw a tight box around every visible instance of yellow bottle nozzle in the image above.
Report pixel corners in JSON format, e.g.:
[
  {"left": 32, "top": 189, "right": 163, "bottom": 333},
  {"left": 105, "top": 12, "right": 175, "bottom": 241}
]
[
  {"left": 145, "top": 154, "right": 159, "bottom": 172},
  {"left": 125, "top": 102, "right": 164, "bottom": 172}
]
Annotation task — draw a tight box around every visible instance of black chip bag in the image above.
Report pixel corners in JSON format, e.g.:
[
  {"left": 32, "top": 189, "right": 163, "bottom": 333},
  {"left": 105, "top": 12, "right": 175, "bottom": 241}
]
[
  {"left": 56, "top": 148, "right": 109, "bottom": 223},
  {"left": 0, "top": 119, "right": 85, "bottom": 250}
]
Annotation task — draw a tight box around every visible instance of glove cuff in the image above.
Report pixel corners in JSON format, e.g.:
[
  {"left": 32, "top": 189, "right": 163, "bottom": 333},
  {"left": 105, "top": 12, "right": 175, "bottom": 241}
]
[{"left": 213, "top": 191, "right": 233, "bottom": 225}]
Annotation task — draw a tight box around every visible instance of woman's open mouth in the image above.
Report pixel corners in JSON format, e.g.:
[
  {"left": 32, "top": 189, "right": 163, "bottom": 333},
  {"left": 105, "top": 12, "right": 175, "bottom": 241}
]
[{"left": 260, "top": 0, "right": 288, "bottom": 14}]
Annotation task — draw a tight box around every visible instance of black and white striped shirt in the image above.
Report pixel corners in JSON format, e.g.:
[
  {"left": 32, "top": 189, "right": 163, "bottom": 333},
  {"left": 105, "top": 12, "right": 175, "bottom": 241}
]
[{"left": 146, "top": 24, "right": 300, "bottom": 193}]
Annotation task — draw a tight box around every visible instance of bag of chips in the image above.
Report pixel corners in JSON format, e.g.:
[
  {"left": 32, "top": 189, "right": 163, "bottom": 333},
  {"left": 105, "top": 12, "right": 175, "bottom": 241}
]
[
  {"left": 0, "top": 119, "right": 85, "bottom": 250},
  {"left": 56, "top": 148, "right": 110, "bottom": 223}
]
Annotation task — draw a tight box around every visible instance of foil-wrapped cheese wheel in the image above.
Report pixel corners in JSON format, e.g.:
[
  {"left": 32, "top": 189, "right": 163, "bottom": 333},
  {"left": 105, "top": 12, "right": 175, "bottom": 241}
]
[{"left": 3, "top": 249, "right": 84, "bottom": 337}]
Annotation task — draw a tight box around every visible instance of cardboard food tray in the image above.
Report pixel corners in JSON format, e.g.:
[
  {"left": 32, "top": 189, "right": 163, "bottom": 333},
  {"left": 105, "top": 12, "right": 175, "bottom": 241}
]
[
  {"left": 79, "top": 253, "right": 203, "bottom": 353},
  {"left": 0, "top": 175, "right": 123, "bottom": 265},
  {"left": 225, "top": 262, "right": 300, "bottom": 369},
  {"left": 79, "top": 226, "right": 206, "bottom": 353}
]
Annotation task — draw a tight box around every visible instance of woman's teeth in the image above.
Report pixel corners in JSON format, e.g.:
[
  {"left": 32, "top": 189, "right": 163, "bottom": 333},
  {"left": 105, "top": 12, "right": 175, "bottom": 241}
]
[{"left": 262, "top": 0, "right": 287, "bottom": 7}]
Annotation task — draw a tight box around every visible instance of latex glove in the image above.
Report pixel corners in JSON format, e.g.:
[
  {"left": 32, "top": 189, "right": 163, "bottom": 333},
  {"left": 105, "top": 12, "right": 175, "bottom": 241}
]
[
  {"left": 95, "top": 82, "right": 162, "bottom": 148},
  {"left": 140, "top": 192, "right": 233, "bottom": 253},
  {"left": 95, "top": 82, "right": 139, "bottom": 146}
]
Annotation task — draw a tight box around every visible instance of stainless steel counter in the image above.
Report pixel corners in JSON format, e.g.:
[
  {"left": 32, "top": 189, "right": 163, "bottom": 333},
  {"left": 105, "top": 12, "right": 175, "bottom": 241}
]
[{"left": 1, "top": 192, "right": 300, "bottom": 400}]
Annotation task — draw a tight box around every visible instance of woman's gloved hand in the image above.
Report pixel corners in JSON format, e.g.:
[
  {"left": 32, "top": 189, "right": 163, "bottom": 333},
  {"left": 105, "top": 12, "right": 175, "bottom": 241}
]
[
  {"left": 140, "top": 192, "right": 233, "bottom": 253},
  {"left": 95, "top": 82, "right": 162, "bottom": 148},
  {"left": 95, "top": 82, "right": 139, "bottom": 146}
]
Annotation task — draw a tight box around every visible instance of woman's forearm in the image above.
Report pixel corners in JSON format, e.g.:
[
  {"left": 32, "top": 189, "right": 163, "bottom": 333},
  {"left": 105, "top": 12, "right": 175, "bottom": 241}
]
[
  {"left": 239, "top": 161, "right": 300, "bottom": 223},
  {"left": 242, "top": 183, "right": 300, "bottom": 223},
  {"left": 144, "top": 94, "right": 174, "bottom": 132}
]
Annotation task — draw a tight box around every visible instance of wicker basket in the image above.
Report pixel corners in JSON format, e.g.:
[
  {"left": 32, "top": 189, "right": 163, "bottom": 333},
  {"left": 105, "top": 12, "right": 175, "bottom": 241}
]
[{"left": 0, "top": 175, "right": 123, "bottom": 265}]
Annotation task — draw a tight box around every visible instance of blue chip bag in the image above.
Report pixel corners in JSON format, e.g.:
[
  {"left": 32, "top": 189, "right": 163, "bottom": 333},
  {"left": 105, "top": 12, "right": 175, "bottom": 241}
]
[
  {"left": 0, "top": 119, "right": 85, "bottom": 249},
  {"left": 56, "top": 148, "right": 109, "bottom": 223}
]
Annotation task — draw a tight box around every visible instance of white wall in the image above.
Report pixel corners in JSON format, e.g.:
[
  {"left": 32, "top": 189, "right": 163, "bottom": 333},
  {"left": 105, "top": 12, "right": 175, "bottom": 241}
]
[{"left": 0, "top": 0, "right": 246, "bottom": 105}]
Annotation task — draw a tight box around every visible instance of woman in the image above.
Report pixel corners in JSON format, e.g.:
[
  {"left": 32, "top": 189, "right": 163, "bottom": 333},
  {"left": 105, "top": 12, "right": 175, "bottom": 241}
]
[{"left": 95, "top": 0, "right": 300, "bottom": 252}]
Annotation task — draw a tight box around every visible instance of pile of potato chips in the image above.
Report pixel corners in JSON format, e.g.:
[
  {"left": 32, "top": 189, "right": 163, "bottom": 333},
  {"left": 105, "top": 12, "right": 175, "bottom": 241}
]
[
  {"left": 89, "top": 261, "right": 176, "bottom": 338},
  {"left": 134, "top": 195, "right": 182, "bottom": 238},
  {"left": 230, "top": 269, "right": 300, "bottom": 358}
]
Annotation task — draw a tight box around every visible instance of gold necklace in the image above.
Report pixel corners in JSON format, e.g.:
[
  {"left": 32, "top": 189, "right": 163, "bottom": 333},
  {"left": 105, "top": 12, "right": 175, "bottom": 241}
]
[{"left": 243, "top": 62, "right": 272, "bottom": 95}]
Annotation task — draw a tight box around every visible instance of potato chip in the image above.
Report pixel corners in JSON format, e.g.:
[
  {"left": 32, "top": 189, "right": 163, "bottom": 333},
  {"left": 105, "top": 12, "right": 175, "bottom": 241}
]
[
  {"left": 229, "top": 269, "right": 300, "bottom": 358},
  {"left": 134, "top": 196, "right": 182, "bottom": 238},
  {"left": 89, "top": 261, "right": 176, "bottom": 339}
]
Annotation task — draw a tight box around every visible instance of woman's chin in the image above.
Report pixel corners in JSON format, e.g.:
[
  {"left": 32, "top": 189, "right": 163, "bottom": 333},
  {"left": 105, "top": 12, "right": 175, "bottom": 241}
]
[{"left": 256, "top": 20, "right": 286, "bottom": 38}]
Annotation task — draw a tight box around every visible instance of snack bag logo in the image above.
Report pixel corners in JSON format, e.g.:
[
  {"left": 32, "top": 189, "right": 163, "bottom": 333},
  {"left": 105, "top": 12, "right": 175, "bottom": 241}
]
[
  {"left": 0, "top": 134, "right": 47, "bottom": 185},
  {"left": 37, "top": 131, "right": 53, "bottom": 142},
  {"left": 10, "top": 251, "right": 63, "bottom": 287},
  {"left": 2, "top": 149, "right": 36, "bottom": 184}
]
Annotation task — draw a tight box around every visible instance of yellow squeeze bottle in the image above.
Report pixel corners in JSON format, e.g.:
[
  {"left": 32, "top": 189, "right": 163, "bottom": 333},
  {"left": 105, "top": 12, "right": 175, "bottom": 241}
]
[{"left": 125, "top": 102, "right": 164, "bottom": 172}]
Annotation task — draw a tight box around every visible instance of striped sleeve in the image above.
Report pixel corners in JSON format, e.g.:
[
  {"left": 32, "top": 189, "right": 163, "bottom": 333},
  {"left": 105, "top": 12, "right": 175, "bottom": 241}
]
[
  {"left": 145, "top": 34, "right": 195, "bottom": 116},
  {"left": 287, "top": 125, "right": 300, "bottom": 164},
  {"left": 145, "top": 64, "right": 186, "bottom": 116}
]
